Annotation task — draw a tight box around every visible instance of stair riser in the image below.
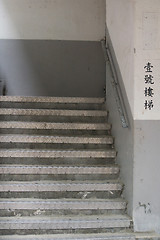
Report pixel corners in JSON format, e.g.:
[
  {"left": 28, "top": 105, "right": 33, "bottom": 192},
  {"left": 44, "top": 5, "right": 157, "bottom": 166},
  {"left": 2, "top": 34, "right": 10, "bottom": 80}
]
[
  {"left": 0, "top": 236, "right": 136, "bottom": 240},
  {"left": 0, "top": 158, "right": 115, "bottom": 165},
  {"left": 0, "top": 143, "right": 112, "bottom": 150},
  {"left": 0, "top": 116, "right": 107, "bottom": 123},
  {"left": 0, "top": 96, "right": 105, "bottom": 104},
  {"left": 0, "top": 191, "right": 122, "bottom": 199},
  {"left": 0, "top": 129, "right": 110, "bottom": 136},
  {"left": 0, "top": 174, "right": 119, "bottom": 181},
  {"left": 0, "top": 228, "right": 132, "bottom": 235},
  {"left": 0, "top": 220, "right": 131, "bottom": 230},
  {"left": 0, "top": 209, "right": 126, "bottom": 217},
  {"left": 0, "top": 102, "right": 105, "bottom": 110}
]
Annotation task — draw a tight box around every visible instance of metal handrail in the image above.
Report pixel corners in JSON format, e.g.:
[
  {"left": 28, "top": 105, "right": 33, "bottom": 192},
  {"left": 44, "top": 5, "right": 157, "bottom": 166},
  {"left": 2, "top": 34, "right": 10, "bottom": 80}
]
[{"left": 101, "top": 39, "right": 128, "bottom": 128}]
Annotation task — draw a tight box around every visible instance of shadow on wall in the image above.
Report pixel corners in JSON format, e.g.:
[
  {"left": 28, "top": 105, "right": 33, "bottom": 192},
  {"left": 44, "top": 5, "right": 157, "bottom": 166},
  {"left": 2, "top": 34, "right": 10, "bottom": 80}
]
[{"left": 0, "top": 70, "right": 6, "bottom": 95}]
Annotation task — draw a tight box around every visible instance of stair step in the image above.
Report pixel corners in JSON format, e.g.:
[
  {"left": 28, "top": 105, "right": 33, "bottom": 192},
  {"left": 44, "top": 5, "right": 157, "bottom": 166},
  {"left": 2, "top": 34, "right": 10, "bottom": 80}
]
[
  {"left": 0, "top": 232, "right": 136, "bottom": 240},
  {"left": 0, "top": 96, "right": 105, "bottom": 110},
  {"left": 0, "top": 121, "right": 111, "bottom": 130},
  {"left": 0, "top": 96, "right": 105, "bottom": 104},
  {"left": 0, "top": 164, "right": 119, "bottom": 181},
  {"left": 0, "top": 96, "right": 134, "bottom": 238},
  {"left": 0, "top": 198, "right": 126, "bottom": 210},
  {"left": 9, "top": 233, "right": 152, "bottom": 240},
  {"left": 0, "top": 135, "right": 113, "bottom": 144},
  {"left": 0, "top": 165, "right": 119, "bottom": 175},
  {"left": 0, "top": 215, "right": 131, "bottom": 230},
  {"left": 0, "top": 149, "right": 116, "bottom": 158},
  {"left": 0, "top": 180, "right": 122, "bottom": 192},
  {"left": 0, "top": 109, "right": 107, "bottom": 123},
  {"left": 0, "top": 109, "right": 107, "bottom": 117}
]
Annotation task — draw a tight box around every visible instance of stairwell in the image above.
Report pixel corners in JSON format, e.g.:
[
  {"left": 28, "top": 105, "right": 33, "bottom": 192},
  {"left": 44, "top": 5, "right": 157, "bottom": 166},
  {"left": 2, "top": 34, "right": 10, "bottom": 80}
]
[{"left": 0, "top": 96, "right": 158, "bottom": 240}]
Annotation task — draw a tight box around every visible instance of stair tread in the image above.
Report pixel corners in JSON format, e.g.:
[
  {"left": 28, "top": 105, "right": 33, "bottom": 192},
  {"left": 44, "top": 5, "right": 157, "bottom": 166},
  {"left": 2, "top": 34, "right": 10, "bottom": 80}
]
[
  {"left": 0, "top": 214, "right": 131, "bottom": 221},
  {"left": 0, "top": 134, "right": 113, "bottom": 144},
  {"left": 0, "top": 215, "right": 131, "bottom": 230},
  {"left": 0, "top": 149, "right": 116, "bottom": 158},
  {"left": 0, "top": 121, "right": 111, "bottom": 130},
  {"left": 0, "top": 108, "right": 107, "bottom": 117},
  {"left": 0, "top": 164, "right": 119, "bottom": 168},
  {"left": 0, "top": 96, "right": 105, "bottom": 104},
  {"left": 0, "top": 198, "right": 126, "bottom": 210},
  {"left": 0, "top": 164, "right": 119, "bottom": 174},
  {"left": 0, "top": 198, "right": 125, "bottom": 203},
  {"left": 0, "top": 149, "right": 115, "bottom": 152},
  {"left": 0, "top": 180, "right": 123, "bottom": 192},
  {"left": 0, "top": 232, "right": 136, "bottom": 240},
  {"left": 0, "top": 227, "right": 158, "bottom": 239},
  {"left": 0, "top": 179, "right": 122, "bottom": 184}
]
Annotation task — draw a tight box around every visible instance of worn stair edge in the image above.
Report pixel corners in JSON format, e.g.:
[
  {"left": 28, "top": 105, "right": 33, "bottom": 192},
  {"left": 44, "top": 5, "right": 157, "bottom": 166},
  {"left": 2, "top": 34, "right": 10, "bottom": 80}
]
[
  {"left": 0, "top": 109, "right": 107, "bottom": 117},
  {"left": 0, "top": 215, "right": 131, "bottom": 229},
  {"left": 0, "top": 180, "right": 123, "bottom": 192},
  {"left": 0, "top": 135, "right": 113, "bottom": 144},
  {"left": 3, "top": 233, "right": 159, "bottom": 239},
  {"left": 0, "top": 121, "right": 111, "bottom": 130},
  {"left": 0, "top": 165, "right": 119, "bottom": 175},
  {"left": 0, "top": 149, "right": 116, "bottom": 158},
  {"left": 0, "top": 198, "right": 126, "bottom": 210},
  {"left": 0, "top": 232, "right": 136, "bottom": 240},
  {"left": 0, "top": 96, "right": 105, "bottom": 104}
]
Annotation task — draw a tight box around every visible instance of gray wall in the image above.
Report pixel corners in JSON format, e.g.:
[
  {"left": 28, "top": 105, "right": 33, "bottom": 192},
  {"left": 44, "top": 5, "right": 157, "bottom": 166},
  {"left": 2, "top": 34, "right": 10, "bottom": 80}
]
[
  {"left": 0, "top": 40, "right": 105, "bottom": 97},
  {"left": 105, "top": 29, "right": 134, "bottom": 216},
  {"left": 133, "top": 120, "right": 160, "bottom": 233}
]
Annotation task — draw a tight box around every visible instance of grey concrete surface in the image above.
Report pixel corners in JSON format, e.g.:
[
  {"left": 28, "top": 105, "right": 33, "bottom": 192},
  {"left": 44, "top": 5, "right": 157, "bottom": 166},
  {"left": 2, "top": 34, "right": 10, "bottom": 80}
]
[
  {"left": 133, "top": 120, "right": 160, "bottom": 233},
  {"left": 0, "top": 40, "right": 105, "bottom": 97}
]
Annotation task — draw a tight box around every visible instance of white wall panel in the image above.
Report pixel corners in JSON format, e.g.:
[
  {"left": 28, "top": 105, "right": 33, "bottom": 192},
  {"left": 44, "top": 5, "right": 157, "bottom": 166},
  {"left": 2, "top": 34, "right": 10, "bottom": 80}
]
[
  {"left": 106, "top": 0, "right": 134, "bottom": 113},
  {"left": 134, "top": 0, "right": 160, "bottom": 120},
  {"left": 0, "top": 0, "right": 105, "bottom": 41}
]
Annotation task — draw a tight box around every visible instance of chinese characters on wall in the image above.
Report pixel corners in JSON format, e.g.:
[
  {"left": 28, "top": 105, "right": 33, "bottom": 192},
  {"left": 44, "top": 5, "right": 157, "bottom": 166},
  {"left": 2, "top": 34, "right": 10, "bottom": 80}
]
[{"left": 144, "top": 62, "right": 154, "bottom": 110}]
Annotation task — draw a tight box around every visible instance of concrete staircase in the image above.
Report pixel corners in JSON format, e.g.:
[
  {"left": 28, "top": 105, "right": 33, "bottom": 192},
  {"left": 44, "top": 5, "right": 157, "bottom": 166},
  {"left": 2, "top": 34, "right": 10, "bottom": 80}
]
[{"left": 0, "top": 96, "right": 158, "bottom": 240}]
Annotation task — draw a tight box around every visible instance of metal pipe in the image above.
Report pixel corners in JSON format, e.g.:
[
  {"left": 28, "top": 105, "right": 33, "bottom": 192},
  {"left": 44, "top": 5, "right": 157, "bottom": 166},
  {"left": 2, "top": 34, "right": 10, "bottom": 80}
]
[{"left": 101, "top": 39, "right": 128, "bottom": 128}]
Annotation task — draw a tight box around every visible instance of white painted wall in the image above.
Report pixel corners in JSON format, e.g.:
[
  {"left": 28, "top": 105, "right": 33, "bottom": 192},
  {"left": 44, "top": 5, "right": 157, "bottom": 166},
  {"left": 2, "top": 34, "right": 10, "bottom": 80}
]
[
  {"left": 106, "top": 0, "right": 134, "bottom": 113},
  {"left": 134, "top": 0, "right": 160, "bottom": 120},
  {"left": 0, "top": 0, "right": 105, "bottom": 41}
]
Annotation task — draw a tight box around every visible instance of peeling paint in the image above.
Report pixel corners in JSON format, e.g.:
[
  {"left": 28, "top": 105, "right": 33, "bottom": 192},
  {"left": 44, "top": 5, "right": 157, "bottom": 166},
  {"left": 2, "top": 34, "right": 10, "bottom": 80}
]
[{"left": 138, "top": 202, "right": 151, "bottom": 214}]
